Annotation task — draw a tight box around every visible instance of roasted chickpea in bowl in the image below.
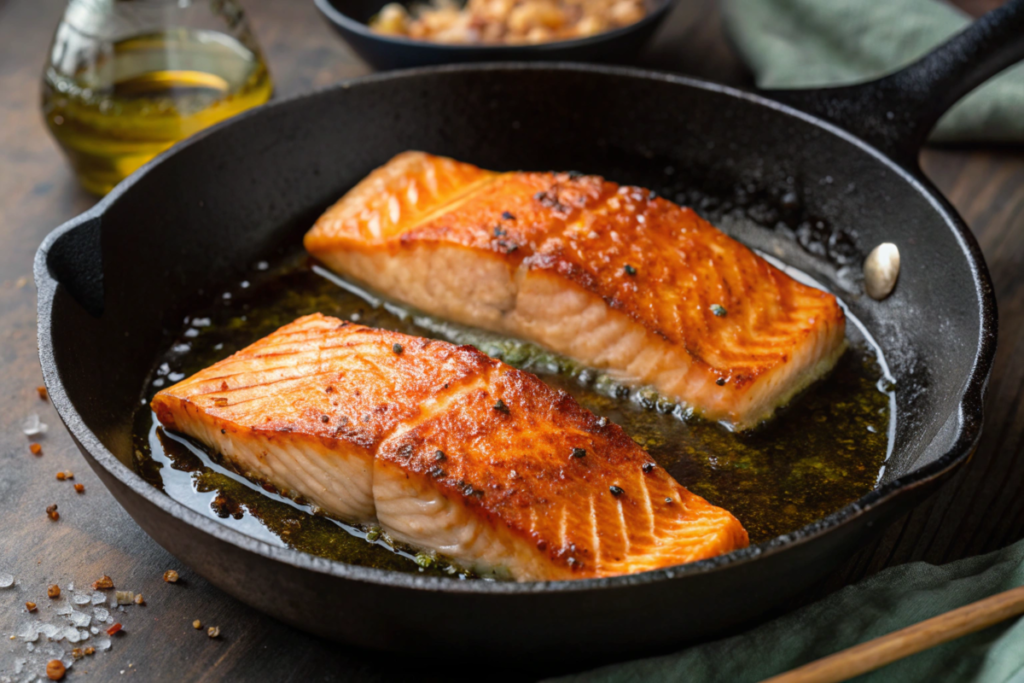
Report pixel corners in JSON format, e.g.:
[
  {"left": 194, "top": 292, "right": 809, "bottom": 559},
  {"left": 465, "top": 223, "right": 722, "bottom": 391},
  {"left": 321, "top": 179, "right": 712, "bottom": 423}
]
[{"left": 314, "top": 0, "right": 674, "bottom": 70}]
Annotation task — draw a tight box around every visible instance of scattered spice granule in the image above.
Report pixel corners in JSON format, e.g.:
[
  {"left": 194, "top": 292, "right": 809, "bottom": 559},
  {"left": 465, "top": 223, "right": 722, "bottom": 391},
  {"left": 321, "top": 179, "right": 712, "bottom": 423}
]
[
  {"left": 192, "top": 619, "right": 202, "bottom": 629},
  {"left": 45, "top": 504, "right": 59, "bottom": 521},
  {"left": 106, "top": 623, "right": 122, "bottom": 636},
  {"left": 163, "top": 569, "right": 180, "bottom": 583},
  {"left": 55, "top": 472, "right": 66, "bottom": 481},
  {"left": 207, "top": 626, "right": 220, "bottom": 638},
  {"left": 92, "top": 575, "right": 114, "bottom": 590},
  {"left": 37, "top": 386, "right": 49, "bottom": 401},
  {"left": 64, "top": 471, "right": 74, "bottom": 480},
  {"left": 71, "top": 648, "right": 84, "bottom": 660},
  {"left": 134, "top": 593, "right": 145, "bottom": 605},
  {"left": 115, "top": 590, "right": 134, "bottom": 605},
  {"left": 25, "top": 601, "right": 37, "bottom": 612},
  {"left": 84, "top": 646, "right": 95, "bottom": 656},
  {"left": 74, "top": 483, "right": 85, "bottom": 494},
  {"left": 29, "top": 443, "right": 42, "bottom": 456},
  {"left": 46, "top": 659, "right": 65, "bottom": 680},
  {"left": 47, "top": 584, "right": 60, "bottom": 599}
]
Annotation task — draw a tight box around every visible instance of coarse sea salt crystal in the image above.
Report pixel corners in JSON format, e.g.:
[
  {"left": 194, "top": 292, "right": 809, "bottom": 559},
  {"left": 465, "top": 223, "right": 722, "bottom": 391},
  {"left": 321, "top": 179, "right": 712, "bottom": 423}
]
[
  {"left": 64, "top": 626, "right": 80, "bottom": 643},
  {"left": 78, "top": 629, "right": 89, "bottom": 641},
  {"left": 95, "top": 636, "right": 111, "bottom": 651},
  {"left": 91, "top": 591, "right": 107, "bottom": 605},
  {"left": 0, "top": 573, "right": 13, "bottom": 588},
  {"left": 38, "top": 624, "right": 61, "bottom": 641},
  {"left": 14, "top": 658, "right": 25, "bottom": 674},
  {"left": 21, "top": 413, "right": 48, "bottom": 436},
  {"left": 26, "top": 642, "right": 35, "bottom": 652},
  {"left": 92, "top": 607, "right": 109, "bottom": 622},
  {"left": 72, "top": 593, "right": 91, "bottom": 605},
  {"left": 90, "top": 626, "right": 99, "bottom": 635},
  {"left": 55, "top": 602, "right": 73, "bottom": 616},
  {"left": 16, "top": 623, "right": 39, "bottom": 642},
  {"left": 69, "top": 610, "right": 91, "bottom": 628}
]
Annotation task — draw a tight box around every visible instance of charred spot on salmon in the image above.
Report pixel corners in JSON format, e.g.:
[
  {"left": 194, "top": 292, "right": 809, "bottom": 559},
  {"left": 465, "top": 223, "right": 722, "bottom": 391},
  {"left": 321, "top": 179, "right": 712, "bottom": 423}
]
[
  {"left": 429, "top": 466, "right": 446, "bottom": 478},
  {"left": 398, "top": 444, "right": 414, "bottom": 458},
  {"left": 665, "top": 497, "right": 673, "bottom": 504},
  {"left": 320, "top": 415, "right": 330, "bottom": 423},
  {"left": 642, "top": 462, "right": 655, "bottom": 474},
  {"left": 610, "top": 485, "right": 624, "bottom": 497},
  {"left": 716, "top": 378, "right": 727, "bottom": 386},
  {"left": 571, "top": 447, "right": 587, "bottom": 459},
  {"left": 220, "top": 429, "right": 226, "bottom": 435},
  {"left": 434, "top": 450, "right": 446, "bottom": 461},
  {"left": 493, "top": 399, "right": 510, "bottom": 414},
  {"left": 624, "top": 264, "right": 637, "bottom": 276},
  {"left": 493, "top": 225, "right": 506, "bottom": 237},
  {"left": 392, "top": 343, "right": 403, "bottom": 354},
  {"left": 711, "top": 304, "right": 727, "bottom": 317},
  {"left": 501, "top": 211, "right": 515, "bottom": 220}
]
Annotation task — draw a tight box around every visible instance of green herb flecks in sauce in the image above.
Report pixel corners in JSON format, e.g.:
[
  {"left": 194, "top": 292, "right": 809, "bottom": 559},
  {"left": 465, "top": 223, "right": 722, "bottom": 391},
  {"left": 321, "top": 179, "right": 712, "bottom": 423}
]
[{"left": 132, "top": 252, "right": 894, "bottom": 578}]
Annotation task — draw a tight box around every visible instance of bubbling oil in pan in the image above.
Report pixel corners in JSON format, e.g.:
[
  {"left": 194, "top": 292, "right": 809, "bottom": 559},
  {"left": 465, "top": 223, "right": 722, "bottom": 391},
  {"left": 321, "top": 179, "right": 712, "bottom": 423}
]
[{"left": 131, "top": 250, "right": 894, "bottom": 579}]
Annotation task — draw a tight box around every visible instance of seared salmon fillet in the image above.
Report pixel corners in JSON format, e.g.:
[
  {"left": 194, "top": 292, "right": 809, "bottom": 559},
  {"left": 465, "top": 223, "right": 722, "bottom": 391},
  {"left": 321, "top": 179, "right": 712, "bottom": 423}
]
[
  {"left": 151, "top": 314, "right": 748, "bottom": 580},
  {"left": 304, "top": 152, "right": 846, "bottom": 430}
]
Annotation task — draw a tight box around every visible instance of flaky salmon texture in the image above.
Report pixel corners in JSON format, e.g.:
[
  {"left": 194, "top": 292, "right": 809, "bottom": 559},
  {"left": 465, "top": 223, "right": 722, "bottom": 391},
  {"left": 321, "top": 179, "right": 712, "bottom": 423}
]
[
  {"left": 152, "top": 314, "right": 748, "bottom": 581},
  {"left": 305, "top": 152, "right": 847, "bottom": 431}
]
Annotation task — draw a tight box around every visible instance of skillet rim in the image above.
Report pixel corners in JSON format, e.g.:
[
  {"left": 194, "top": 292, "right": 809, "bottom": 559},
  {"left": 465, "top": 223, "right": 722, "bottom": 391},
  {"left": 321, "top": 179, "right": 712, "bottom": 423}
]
[{"left": 35, "top": 62, "right": 997, "bottom": 595}]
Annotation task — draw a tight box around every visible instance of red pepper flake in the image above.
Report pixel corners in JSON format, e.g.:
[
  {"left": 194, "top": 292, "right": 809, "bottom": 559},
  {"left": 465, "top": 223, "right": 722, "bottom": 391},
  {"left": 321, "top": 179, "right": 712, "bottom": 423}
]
[
  {"left": 74, "top": 483, "right": 85, "bottom": 493},
  {"left": 37, "top": 386, "right": 49, "bottom": 401},
  {"left": 92, "top": 575, "right": 114, "bottom": 590},
  {"left": 106, "top": 623, "right": 122, "bottom": 636},
  {"left": 29, "top": 443, "right": 42, "bottom": 456}
]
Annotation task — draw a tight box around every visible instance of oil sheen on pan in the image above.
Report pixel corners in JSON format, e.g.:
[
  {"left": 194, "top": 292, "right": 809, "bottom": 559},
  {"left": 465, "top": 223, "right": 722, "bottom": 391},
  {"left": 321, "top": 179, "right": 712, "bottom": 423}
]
[{"left": 132, "top": 250, "right": 893, "bottom": 579}]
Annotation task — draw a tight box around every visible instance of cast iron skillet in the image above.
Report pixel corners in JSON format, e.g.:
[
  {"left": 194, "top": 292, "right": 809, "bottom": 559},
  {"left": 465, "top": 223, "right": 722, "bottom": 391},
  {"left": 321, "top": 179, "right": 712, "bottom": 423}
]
[
  {"left": 314, "top": 0, "right": 675, "bottom": 70},
  {"left": 35, "top": 1, "right": 1023, "bottom": 665}
]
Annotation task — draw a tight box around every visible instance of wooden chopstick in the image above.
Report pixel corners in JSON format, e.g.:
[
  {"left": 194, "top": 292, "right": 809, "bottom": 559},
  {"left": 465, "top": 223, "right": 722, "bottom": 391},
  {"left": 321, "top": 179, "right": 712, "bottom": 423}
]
[{"left": 761, "top": 585, "right": 1024, "bottom": 683}]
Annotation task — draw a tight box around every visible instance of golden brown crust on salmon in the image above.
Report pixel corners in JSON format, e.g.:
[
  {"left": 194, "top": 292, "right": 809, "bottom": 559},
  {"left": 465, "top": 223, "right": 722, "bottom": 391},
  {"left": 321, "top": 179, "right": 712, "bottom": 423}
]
[
  {"left": 305, "top": 152, "right": 847, "bottom": 430},
  {"left": 152, "top": 314, "right": 748, "bottom": 580}
]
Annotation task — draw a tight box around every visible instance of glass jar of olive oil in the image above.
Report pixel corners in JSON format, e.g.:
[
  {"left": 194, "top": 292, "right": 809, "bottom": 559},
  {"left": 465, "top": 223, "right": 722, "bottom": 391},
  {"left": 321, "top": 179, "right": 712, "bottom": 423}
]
[{"left": 42, "top": 0, "right": 273, "bottom": 195}]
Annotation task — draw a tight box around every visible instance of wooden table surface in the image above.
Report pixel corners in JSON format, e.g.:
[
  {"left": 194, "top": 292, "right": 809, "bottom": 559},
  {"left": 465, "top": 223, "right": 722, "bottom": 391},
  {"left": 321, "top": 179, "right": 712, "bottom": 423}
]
[{"left": 1, "top": 0, "right": 1022, "bottom": 680}]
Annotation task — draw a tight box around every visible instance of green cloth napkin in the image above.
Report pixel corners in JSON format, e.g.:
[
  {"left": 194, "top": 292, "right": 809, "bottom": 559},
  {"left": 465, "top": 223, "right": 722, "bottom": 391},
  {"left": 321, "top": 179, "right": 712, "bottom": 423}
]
[
  {"left": 548, "top": 537, "right": 1024, "bottom": 682},
  {"left": 721, "top": 0, "right": 1024, "bottom": 142}
]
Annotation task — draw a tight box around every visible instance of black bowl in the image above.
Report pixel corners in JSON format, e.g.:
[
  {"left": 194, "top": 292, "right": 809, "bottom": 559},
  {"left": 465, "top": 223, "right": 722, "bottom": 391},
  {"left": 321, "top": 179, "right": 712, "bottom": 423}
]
[{"left": 314, "top": 0, "right": 674, "bottom": 70}]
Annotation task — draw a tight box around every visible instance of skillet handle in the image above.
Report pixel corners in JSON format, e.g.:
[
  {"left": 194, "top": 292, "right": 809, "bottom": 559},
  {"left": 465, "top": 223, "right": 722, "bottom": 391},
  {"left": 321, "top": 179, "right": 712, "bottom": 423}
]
[
  {"left": 765, "top": 0, "right": 1024, "bottom": 169},
  {"left": 35, "top": 214, "right": 105, "bottom": 318}
]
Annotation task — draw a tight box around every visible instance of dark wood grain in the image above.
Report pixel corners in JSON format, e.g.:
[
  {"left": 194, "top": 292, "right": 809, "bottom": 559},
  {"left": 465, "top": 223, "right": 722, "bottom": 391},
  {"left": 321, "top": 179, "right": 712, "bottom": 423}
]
[{"left": 0, "top": 0, "right": 1022, "bottom": 681}]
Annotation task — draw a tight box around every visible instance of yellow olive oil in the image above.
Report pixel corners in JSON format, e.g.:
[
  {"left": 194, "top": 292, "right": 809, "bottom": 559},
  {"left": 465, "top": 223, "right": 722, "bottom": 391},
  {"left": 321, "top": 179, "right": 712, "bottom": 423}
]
[{"left": 43, "top": 29, "right": 272, "bottom": 195}]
